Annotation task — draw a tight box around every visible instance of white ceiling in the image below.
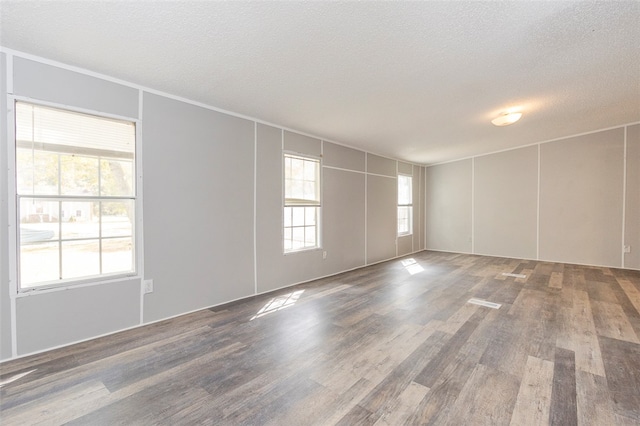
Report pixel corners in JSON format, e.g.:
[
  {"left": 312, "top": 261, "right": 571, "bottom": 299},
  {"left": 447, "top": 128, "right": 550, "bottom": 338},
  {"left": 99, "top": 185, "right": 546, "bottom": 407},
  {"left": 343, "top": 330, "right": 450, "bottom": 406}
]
[{"left": 1, "top": 1, "right": 639, "bottom": 165}]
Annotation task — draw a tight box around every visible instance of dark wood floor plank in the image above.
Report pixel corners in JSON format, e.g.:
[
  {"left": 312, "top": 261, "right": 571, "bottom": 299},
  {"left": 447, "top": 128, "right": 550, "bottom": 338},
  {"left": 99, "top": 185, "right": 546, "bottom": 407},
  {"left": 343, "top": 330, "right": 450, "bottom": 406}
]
[
  {"left": 599, "top": 335, "right": 640, "bottom": 421},
  {"left": 549, "top": 347, "right": 578, "bottom": 426},
  {"left": 576, "top": 369, "right": 616, "bottom": 426},
  {"left": 414, "top": 310, "right": 484, "bottom": 388}
]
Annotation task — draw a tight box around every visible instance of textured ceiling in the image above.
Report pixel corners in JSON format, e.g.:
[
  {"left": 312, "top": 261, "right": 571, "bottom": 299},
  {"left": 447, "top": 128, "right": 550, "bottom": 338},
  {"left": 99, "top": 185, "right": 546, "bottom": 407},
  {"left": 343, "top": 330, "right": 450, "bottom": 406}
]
[{"left": 1, "top": 1, "right": 639, "bottom": 165}]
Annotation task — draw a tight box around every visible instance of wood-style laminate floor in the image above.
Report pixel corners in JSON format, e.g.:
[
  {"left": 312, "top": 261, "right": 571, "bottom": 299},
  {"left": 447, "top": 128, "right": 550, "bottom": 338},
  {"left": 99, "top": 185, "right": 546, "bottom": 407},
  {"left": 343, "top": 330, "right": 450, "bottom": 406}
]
[{"left": 1, "top": 251, "right": 640, "bottom": 425}]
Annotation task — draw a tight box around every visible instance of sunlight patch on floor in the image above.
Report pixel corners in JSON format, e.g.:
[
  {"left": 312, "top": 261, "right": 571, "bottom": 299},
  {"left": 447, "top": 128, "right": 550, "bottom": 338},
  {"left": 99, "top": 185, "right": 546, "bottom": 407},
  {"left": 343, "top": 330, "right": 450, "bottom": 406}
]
[
  {"left": 250, "top": 290, "right": 305, "bottom": 320},
  {"left": 401, "top": 258, "right": 424, "bottom": 275}
]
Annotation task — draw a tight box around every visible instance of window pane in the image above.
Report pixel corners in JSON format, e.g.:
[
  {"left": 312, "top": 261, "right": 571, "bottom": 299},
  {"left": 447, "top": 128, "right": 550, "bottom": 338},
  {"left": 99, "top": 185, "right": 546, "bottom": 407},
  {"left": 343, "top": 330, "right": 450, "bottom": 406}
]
[
  {"left": 284, "top": 228, "right": 292, "bottom": 251},
  {"left": 398, "top": 206, "right": 413, "bottom": 235},
  {"left": 284, "top": 207, "right": 292, "bottom": 227},
  {"left": 20, "top": 242, "right": 59, "bottom": 286},
  {"left": 285, "top": 156, "right": 292, "bottom": 181},
  {"left": 292, "top": 227, "right": 304, "bottom": 250},
  {"left": 303, "top": 182, "right": 317, "bottom": 202},
  {"left": 303, "top": 160, "right": 316, "bottom": 181},
  {"left": 292, "top": 207, "right": 305, "bottom": 226},
  {"left": 102, "top": 201, "right": 134, "bottom": 237},
  {"left": 305, "top": 226, "right": 316, "bottom": 247},
  {"left": 16, "top": 148, "right": 59, "bottom": 195},
  {"left": 20, "top": 199, "right": 60, "bottom": 241},
  {"left": 61, "top": 240, "right": 100, "bottom": 279},
  {"left": 291, "top": 180, "right": 303, "bottom": 200},
  {"left": 100, "top": 159, "right": 134, "bottom": 196},
  {"left": 60, "top": 154, "right": 99, "bottom": 196},
  {"left": 305, "top": 207, "right": 316, "bottom": 226},
  {"left": 102, "top": 238, "right": 133, "bottom": 274},
  {"left": 284, "top": 178, "right": 292, "bottom": 199},
  {"left": 291, "top": 158, "right": 304, "bottom": 181},
  {"left": 398, "top": 175, "right": 412, "bottom": 205},
  {"left": 61, "top": 201, "right": 99, "bottom": 239}
]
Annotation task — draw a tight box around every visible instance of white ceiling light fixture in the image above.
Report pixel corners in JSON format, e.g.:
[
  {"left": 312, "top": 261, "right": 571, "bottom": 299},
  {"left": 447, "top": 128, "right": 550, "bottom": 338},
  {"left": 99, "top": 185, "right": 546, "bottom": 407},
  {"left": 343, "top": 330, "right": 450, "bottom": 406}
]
[{"left": 491, "top": 111, "right": 523, "bottom": 126}]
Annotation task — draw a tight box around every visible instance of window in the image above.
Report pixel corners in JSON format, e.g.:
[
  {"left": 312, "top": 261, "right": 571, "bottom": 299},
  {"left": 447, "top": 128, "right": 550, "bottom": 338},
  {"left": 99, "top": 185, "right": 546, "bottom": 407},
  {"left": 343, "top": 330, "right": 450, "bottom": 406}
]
[
  {"left": 398, "top": 174, "right": 413, "bottom": 236},
  {"left": 283, "top": 153, "right": 320, "bottom": 252},
  {"left": 15, "top": 102, "right": 136, "bottom": 289}
]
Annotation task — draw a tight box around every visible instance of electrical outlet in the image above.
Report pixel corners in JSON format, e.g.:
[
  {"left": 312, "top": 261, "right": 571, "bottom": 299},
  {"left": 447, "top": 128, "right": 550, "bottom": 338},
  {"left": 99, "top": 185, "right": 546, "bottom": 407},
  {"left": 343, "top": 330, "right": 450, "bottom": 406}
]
[
  {"left": 323, "top": 251, "right": 327, "bottom": 259},
  {"left": 624, "top": 245, "right": 631, "bottom": 253},
  {"left": 143, "top": 279, "right": 154, "bottom": 294}
]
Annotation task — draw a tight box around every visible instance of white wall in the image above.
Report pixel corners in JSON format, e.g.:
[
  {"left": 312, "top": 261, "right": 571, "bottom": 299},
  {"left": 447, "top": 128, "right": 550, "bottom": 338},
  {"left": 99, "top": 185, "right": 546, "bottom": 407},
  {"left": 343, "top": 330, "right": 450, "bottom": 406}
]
[
  {"left": 0, "top": 49, "right": 424, "bottom": 361},
  {"left": 425, "top": 125, "right": 640, "bottom": 270}
]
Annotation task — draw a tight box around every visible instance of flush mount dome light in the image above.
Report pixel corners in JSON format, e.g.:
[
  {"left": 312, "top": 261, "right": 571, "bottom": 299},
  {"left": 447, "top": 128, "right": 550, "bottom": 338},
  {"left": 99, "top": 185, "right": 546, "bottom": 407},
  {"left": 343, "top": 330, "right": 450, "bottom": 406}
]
[{"left": 491, "top": 112, "right": 522, "bottom": 126}]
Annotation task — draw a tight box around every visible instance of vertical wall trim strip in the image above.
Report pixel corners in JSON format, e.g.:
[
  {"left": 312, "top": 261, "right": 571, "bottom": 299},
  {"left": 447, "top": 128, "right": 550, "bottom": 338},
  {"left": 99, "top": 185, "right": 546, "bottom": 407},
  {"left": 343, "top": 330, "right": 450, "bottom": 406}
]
[
  {"left": 6, "top": 55, "right": 18, "bottom": 357},
  {"left": 320, "top": 140, "right": 324, "bottom": 250},
  {"left": 364, "top": 154, "right": 368, "bottom": 265},
  {"left": 622, "top": 126, "right": 628, "bottom": 268},
  {"left": 395, "top": 160, "right": 399, "bottom": 258},
  {"left": 424, "top": 165, "right": 427, "bottom": 250},
  {"left": 536, "top": 144, "right": 541, "bottom": 260},
  {"left": 138, "top": 90, "right": 145, "bottom": 324},
  {"left": 471, "top": 157, "right": 475, "bottom": 254},
  {"left": 253, "top": 122, "right": 258, "bottom": 294},
  {"left": 281, "top": 129, "right": 284, "bottom": 255}
]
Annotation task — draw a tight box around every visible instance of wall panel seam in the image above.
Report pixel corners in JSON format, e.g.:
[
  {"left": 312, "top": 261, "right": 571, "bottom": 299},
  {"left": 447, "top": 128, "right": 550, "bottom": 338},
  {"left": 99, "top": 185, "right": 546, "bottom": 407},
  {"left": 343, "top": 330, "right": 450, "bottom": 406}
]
[
  {"left": 254, "top": 122, "right": 258, "bottom": 294},
  {"left": 138, "top": 89, "right": 145, "bottom": 325},
  {"left": 622, "top": 126, "right": 627, "bottom": 268},
  {"left": 536, "top": 143, "right": 541, "bottom": 261}
]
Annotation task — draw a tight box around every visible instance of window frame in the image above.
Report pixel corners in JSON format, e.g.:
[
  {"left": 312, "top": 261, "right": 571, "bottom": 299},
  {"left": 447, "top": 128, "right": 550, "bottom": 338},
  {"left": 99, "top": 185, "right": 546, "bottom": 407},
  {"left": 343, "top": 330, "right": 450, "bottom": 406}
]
[
  {"left": 9, "top": 97, "right": 142, "bottom": 293},
  {"left": 282, "top": 151, "right": 322, "bottom": 254},
  {"left": 397, "top": 173, "right": 413, "bottom": 237}
]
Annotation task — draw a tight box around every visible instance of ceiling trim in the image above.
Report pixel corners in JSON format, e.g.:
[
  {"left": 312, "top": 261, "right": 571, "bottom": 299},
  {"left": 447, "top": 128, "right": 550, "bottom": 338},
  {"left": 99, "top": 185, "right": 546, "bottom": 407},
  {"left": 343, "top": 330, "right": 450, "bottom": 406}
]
[{"left": 426, "top": 120, "right": 640, "bottom": 168}]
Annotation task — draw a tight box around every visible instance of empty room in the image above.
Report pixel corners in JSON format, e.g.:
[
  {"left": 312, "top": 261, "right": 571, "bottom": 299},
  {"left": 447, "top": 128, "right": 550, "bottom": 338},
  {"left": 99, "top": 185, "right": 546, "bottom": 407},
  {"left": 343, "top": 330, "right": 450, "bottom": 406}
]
[{"left": 0, "top": 1, "right": 639, "bottom": 425}]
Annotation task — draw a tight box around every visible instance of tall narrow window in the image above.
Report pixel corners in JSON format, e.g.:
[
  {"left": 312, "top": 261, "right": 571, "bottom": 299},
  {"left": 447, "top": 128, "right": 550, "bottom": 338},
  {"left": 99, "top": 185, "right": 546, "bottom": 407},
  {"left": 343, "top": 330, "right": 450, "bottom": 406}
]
[
  {"left": 15, "top": 102, "right": 136, "bottom": 289},
  {"left": 398, "top": 174, "right": 413, "bottom": 236},
  {"left": 284, "top": 153, "right": 320, "bottom": 252}
]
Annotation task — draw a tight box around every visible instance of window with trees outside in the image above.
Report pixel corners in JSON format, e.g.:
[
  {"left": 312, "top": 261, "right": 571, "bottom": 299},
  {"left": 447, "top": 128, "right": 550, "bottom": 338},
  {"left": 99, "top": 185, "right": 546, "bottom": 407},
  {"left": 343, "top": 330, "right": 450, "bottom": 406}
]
[
  {"left": 398, "top": 174, "right": 413, "bottom": 236},
  {"left": 15, "top": 102, "right": 136, "bottom": 290},
  {"left": 284, "top": 153, "right": 320, "bottom": 252}
]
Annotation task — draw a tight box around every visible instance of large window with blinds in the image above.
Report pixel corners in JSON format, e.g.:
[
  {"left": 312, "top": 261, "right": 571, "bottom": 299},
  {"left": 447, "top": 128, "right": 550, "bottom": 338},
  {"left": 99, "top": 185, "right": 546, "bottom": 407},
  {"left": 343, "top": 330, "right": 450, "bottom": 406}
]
[
  {"left": 397, "top": 174, "right": 413, "bottom": 236},
  {"left": 283, "top": 153, "right": 320, "bottom": 252},
  {"left": 15, "top": 102, "right": 137, "bottom": 290}
]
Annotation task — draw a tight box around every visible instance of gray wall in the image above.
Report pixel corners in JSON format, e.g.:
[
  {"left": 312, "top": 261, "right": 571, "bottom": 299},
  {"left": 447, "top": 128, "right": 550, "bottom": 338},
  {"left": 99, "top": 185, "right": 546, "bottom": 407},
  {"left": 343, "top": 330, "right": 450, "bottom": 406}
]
[
  {"left": 16, "top": 279, "right": 140, "bottom": 354},
  {"left": 425, "top": 126, "right": 638, "bottom": 269},
  {"left": 367, "top": 174, "right": 397, "bottom": 263},
  {"left": 0, "top": 50, "right": 423, "bottom": 361},
  {"left": 425, "top": 159, "right": 473, "bottom": 253},
  {"left": 625, "top": 124, "right": 640, "bottom": 269},
  {"left": 142, "top": 93, "right": 256, "bottom": 322},
  {"left": 474, "top": 146, "right": 538, "bottom": 259},
  {"left": 539, "top": 129, "right": 623, "bottom": 266}
]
